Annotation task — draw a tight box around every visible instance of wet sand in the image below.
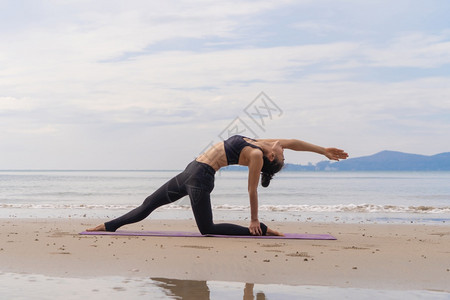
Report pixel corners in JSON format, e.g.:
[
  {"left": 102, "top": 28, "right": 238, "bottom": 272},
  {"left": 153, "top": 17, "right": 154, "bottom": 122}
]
[{"left": 0, "top": 218, "right": 449, "bottom": 292}]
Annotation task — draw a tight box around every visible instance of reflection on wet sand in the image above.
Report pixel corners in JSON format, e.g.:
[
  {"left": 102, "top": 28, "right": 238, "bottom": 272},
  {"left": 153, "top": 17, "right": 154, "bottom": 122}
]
[
  {"left": 244, "top": 283, "right": 267, "bottom": 300},
  {"left": 1, "top": 272, "right": 447, "bottom": 299},
  {"left": 152, "top": 278, "right": 266, "bottom": 300}
]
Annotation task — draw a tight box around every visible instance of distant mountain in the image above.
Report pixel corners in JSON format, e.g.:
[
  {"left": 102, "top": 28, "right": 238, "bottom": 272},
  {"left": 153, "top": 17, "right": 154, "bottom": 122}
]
[
  {"left": 314, "top": 150, "right": 450, "bottom": 171},
  {"left": 222, "top": 151, "right": 450, "bottom": 171}
]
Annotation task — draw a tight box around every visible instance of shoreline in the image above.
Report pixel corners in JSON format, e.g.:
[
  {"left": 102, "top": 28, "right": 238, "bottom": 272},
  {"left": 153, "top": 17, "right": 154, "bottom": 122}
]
[{"left": 0, "top": 218, "right": 449, "bottom": 292}]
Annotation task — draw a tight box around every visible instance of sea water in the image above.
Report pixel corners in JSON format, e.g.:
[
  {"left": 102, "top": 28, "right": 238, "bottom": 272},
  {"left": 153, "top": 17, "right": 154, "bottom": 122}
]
[{"left": 0, "top": 170, "right": 449, "bottom": 224}]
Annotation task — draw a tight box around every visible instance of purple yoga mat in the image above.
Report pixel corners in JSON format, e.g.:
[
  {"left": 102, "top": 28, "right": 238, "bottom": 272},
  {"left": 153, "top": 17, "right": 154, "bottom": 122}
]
[{"left": 79, "top": 230, "right": 336, "bottom": 240}]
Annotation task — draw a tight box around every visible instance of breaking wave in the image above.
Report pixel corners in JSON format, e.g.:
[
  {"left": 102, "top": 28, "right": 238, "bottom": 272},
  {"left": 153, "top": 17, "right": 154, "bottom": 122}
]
[{"left": 1, "top": 203, "right": 449, "bottom": 214}]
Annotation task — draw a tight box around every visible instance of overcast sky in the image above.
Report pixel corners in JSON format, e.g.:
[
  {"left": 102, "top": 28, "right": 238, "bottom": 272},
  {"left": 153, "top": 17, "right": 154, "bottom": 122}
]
[{"left": 1, "top": 0, "right": 449, "bottom": 169}]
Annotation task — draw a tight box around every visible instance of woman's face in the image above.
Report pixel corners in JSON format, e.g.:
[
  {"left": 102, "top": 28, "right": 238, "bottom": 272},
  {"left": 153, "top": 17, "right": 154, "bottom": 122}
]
[{"left": 271, "top": 140, "right": 284, "bottom": 162}]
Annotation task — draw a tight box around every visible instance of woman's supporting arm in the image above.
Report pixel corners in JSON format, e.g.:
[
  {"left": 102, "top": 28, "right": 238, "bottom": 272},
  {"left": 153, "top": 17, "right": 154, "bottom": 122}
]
[{"left": 247, "top": 150, "right": 264, "bottom": 235}]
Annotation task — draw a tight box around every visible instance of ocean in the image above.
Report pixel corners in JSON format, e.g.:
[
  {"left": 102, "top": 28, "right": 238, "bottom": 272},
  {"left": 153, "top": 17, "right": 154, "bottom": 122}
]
[{"left": 1, "top": 170, "right": 449, "bottom": 224}]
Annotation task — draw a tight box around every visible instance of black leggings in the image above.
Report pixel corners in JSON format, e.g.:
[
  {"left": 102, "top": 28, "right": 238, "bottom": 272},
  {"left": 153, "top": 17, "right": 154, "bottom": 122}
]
[{"left": 105, "top": 160, "right": 267, "bottom": 235}]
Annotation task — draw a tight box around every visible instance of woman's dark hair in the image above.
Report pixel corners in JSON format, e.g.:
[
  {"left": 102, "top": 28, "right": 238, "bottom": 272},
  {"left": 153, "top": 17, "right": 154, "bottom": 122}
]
[{"left": 260, "top": 156, "right": 284, "bottom": 187}]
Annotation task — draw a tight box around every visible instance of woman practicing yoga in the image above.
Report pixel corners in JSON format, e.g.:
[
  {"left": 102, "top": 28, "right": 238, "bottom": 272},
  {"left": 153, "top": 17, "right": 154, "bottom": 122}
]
[{"left": 87, "top": 135, "right": 348, "bottom": 236}]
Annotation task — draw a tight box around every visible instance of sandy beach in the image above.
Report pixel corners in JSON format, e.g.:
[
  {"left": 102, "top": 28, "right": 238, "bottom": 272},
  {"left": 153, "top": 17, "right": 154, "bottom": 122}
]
[{"left": 1, "top": 218, "right": 449, "bottom": 293}]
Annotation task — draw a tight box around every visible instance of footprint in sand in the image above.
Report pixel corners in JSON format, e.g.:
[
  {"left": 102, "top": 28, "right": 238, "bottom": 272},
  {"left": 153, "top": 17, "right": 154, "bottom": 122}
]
[
  {"left": 179, "top": 245, "right": 213, "bottom": 250},
  {"left": 286, "top": 251, "right": 310, "bottom": 257}
]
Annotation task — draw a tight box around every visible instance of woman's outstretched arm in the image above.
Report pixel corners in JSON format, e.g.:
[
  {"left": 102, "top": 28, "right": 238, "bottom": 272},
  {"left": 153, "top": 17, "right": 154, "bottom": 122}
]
[{"left": 261, "top": 139, "right": 348, "bottom": 161}]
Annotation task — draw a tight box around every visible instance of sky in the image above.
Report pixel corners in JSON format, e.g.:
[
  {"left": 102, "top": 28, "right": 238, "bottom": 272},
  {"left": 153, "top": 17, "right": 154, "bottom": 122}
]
[{"left": 1, "top": 0, "right": 449, "bottom": 169}]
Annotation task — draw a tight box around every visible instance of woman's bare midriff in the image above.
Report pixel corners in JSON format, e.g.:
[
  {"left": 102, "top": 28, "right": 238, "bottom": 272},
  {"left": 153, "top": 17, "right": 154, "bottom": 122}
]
[{"left": 195, "top": 141, "right": 228, "bottom": 171}]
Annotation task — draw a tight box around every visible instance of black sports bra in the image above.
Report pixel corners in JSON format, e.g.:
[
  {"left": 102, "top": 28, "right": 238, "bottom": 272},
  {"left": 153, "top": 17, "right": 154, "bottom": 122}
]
[{"left": 223, "top": 135, "right": 263, "bottom": 165}]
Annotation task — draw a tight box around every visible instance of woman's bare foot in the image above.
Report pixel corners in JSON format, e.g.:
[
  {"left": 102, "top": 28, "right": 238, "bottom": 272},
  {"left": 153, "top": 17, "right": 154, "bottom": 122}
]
[
  {"left": 266, "top": 227, "right": 284, "bottom": 236},
  {"left": 86, "top": 223, "right": 106, "bottom": 232}
]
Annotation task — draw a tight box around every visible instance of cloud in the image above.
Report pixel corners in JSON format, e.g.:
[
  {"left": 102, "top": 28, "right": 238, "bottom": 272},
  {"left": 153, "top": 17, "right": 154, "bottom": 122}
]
[
  {"left": 0, "top": 1, "right": 449, "bottom": 168},
  {"left": 0, "top": 96, "right": 35, "bottom": 111},
  {"left": 363, "top": 32, "right": 450, "bottom": 68}
]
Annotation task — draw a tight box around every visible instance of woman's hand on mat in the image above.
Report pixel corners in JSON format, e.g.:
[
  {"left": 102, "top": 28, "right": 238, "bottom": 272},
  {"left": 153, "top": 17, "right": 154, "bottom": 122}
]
[
  {"left": 249, "top": 219, "right": 262, "bottom": 236},
  {"left": 324, "top": 148, "right": 348, "bottom": 161}
]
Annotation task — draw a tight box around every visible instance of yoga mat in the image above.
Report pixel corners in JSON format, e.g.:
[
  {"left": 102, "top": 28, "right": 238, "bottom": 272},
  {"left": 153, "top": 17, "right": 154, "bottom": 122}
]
[{"left": 79, "top": 230, "right": 336, "bottom": 240}]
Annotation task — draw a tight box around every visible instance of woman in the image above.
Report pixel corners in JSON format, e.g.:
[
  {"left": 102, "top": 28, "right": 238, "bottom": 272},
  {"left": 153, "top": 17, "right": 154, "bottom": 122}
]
[{"left": 87, "top": 135, "right": 348, "bottom": 236}]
